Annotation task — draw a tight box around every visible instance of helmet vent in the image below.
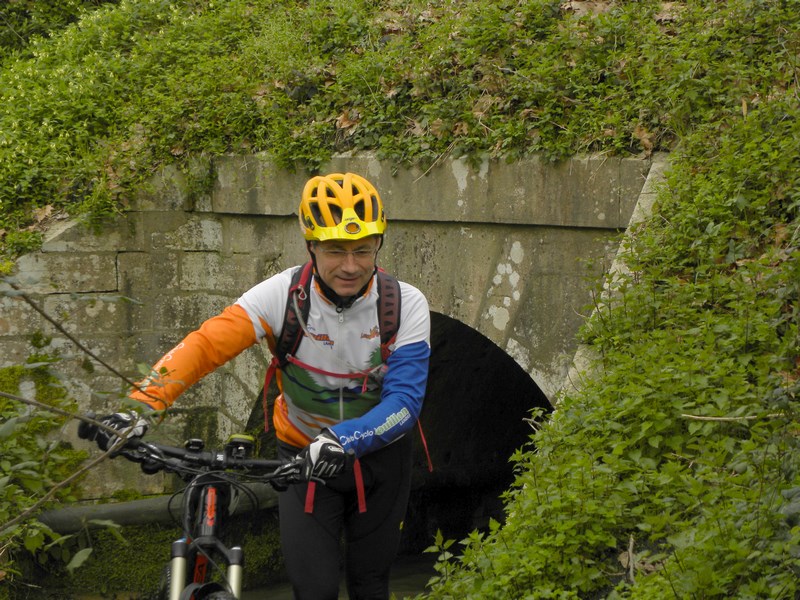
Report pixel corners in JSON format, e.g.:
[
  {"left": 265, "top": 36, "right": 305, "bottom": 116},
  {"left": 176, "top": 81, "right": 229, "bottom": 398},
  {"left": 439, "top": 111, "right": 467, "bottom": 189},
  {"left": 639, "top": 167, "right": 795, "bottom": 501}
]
[
  {"left": 329, "top": 204, "right": 342, "bottom": 224},
  {"left": 354, "top": 199, "right": 365, "bottom": 220},
  {"left": 310, "top": 202, "right": 324, "bottom": 226}
]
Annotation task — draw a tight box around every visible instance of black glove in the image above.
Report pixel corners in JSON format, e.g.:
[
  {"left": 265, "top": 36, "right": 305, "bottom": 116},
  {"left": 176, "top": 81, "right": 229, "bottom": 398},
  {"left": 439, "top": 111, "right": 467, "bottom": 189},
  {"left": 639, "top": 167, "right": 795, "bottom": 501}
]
[
  {"left": 297, "top": 430, "right": 346, "bottom": 481},
  {"left": 78, "top": 411, "right": 149, "bottom": 452}
]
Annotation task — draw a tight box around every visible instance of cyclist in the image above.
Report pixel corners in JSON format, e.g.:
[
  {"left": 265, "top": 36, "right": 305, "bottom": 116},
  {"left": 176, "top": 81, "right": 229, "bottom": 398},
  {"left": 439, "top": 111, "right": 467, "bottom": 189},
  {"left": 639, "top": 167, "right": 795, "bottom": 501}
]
[{"left": 93, "top": 172, "right": 431, "bottom": 600}]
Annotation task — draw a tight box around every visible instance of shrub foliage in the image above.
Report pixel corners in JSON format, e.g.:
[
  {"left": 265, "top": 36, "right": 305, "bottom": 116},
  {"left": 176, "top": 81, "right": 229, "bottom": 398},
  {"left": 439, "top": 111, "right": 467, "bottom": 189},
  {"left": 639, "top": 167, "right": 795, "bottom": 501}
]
[
  {"left": 0, "top": 0, "right": 798, "bottom": 598},
  {"left": 422, "top": 94, "right": 800, "bottom": 597},
  {"left": 1, "top": 0, "right": 797, "bottom": 257}
]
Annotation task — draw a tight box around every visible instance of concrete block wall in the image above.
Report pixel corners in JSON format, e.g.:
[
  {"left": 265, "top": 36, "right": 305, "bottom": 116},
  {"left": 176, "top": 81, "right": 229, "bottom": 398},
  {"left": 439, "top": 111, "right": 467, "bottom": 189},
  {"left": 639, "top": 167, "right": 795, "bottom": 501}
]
[{"left": 1, "top": 152, "right": 656, "bottom": 495}]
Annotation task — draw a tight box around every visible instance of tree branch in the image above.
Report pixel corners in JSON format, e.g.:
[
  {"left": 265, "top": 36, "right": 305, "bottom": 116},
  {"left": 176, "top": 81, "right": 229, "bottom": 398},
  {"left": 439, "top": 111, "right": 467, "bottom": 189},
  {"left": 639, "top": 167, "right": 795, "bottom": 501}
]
[
  {"left": 2, "top": 278, "right": 164, "bottom": 404},
  {"left": 0, "top": 391, "right": 144, "bottom": 537}
]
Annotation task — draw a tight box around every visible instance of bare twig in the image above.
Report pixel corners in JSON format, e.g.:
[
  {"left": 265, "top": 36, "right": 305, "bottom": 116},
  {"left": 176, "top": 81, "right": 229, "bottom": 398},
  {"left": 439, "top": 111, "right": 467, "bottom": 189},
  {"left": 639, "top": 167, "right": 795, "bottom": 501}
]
[
  {"left": 4, "top": 280, "right": 139, "bottom": 388},
  {"left": 627, "top": 534, "right": 636, "bottom": 584},
  {"left": 0, "top": 390, "right": 76, "bottom": 421},
  {"left": 414, "top": 140, "right": 456, "bottom": 182},
  {"left": 0, "top": 390, "right": 142, "bottom": 439},
  {"left": 0, "top": 400, "right": 131, "bottom": 536},
  {"left": 681, "top": 413, "right": 786, "bottom": 422},
  {"left": 2, "top": 279, "right": 163, "bottom": 404},
  {"left": 0, "top": 444, "right": 121, "bottom": 536}
]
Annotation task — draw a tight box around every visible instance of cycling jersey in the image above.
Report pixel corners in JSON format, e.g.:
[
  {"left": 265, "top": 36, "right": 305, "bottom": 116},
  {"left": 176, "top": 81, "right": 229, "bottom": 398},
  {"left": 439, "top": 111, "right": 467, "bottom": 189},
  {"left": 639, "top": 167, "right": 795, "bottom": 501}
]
[{"left": 131, "top": 266, "right": 431, "bottom": 458}]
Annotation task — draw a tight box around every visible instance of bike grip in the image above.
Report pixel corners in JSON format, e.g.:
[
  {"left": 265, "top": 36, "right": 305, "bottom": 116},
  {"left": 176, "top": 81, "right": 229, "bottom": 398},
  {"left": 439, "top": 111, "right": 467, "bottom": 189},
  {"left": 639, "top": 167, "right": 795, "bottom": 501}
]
[{"left": 76, "top": 412, "right": 99, "bottom": 440}]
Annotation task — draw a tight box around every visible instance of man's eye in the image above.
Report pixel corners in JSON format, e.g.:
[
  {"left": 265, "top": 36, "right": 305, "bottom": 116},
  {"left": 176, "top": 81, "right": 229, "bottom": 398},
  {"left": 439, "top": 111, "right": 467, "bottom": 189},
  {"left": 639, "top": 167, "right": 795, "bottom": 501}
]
[{"left": 354, "top": 249, "right": 374, "bottom": 257}]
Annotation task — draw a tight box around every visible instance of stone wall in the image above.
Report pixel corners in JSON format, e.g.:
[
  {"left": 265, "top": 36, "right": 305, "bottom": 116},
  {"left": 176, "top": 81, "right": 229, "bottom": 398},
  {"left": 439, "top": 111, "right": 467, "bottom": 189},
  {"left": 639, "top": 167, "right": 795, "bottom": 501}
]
[{"left": 1, "top": 152, "right": 659, "bottom": 495}]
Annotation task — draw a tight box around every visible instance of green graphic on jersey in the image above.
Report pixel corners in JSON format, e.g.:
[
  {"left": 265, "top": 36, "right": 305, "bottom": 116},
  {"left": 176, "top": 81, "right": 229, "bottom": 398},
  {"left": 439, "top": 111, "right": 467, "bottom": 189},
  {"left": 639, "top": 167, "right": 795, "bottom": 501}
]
[{"left": 281, "top": 347, "right": 384, "bottom": 421}]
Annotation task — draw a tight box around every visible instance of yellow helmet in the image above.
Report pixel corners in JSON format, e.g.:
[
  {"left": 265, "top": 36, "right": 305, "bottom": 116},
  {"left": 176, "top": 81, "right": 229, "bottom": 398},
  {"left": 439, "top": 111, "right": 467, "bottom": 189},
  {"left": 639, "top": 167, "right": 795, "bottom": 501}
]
[{"left": 299, "top": 173, "right": 387, "bottom": 242}]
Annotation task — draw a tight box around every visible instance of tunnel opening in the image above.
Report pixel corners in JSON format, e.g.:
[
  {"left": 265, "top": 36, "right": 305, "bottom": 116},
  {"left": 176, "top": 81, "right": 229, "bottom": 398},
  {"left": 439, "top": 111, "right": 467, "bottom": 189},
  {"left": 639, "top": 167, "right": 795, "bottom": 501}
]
[
  {"left": 247, "top": 311, "right": 553, "bottom": 557},
  {"left": 399, "top": 312, "right": 553, "bottom": 555}
]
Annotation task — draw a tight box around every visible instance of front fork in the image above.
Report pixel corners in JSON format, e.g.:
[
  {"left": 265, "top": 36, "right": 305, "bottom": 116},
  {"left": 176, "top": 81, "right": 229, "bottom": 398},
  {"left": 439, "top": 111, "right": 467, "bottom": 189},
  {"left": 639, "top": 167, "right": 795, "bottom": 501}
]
[{"left": 168, "top": 539, "right": 245, "bottom": 599}]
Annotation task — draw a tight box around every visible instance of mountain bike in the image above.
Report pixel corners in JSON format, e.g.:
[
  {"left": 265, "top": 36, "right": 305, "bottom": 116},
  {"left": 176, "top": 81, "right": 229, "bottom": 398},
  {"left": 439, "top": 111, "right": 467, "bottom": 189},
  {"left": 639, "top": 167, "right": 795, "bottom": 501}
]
[{"left": 79, "top": 416, "right": 304, "bottom": 600}]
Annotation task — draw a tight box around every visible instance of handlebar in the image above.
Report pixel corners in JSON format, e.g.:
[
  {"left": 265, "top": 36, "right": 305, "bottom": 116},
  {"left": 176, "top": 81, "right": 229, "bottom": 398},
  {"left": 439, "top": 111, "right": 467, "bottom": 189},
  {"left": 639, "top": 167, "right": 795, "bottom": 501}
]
[
  {"left": 77, "top": 412, "right": 310, "bottom": 488},
  {"left": 109, "top": 436, "right": 304, "bottom": 485}
]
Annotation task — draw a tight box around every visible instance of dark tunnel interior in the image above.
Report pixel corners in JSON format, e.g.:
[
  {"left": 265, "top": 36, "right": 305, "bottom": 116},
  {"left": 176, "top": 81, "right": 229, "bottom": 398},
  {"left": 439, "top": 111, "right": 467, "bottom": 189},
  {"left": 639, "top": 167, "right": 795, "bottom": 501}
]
[
  {"left": 400, "top": 312, "right": 553, "bottom": 554},
  {"left": 247, "top": 311, "right": 553, "bottom": 555}
]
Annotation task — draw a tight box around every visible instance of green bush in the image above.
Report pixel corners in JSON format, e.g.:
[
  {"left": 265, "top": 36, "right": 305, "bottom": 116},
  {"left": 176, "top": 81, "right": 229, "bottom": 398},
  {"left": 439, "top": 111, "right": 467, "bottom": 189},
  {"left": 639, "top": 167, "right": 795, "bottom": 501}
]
[
  {"left": 420, "top": 94, "right": 800, "bottom": 600},
  {"left": 0, "top": 1, "right": 121, "bottom": 62},
  {"left": 0, "top": 353, "right": 84, "bottom": 595},
  {"left": 2, "top": 0, "right": 797, "bottom": 259}
]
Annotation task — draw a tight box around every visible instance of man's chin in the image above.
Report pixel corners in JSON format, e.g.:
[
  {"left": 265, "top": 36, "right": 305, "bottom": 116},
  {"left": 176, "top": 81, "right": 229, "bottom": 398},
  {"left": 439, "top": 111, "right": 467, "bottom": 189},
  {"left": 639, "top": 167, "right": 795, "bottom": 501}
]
[{"left": 333, "top": 279, "right": 363, "bottom": 296}]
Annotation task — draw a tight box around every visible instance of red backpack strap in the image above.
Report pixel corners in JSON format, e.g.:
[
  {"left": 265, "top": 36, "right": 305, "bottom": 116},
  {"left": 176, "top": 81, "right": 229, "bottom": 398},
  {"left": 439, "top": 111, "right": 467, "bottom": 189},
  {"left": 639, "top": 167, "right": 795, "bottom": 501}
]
[
  {"left": 275, "top": 261, "right": 314, "bottom": 365},
  {"left": 375, "top": 270, "right": 401, "bottom": 361},
  {"left": 374, "top": 271, "right": 433, "bottom": 472},
  {"left": 262, "top": 262, "right": 314, "bottom": 432},
  {"left": 304, "top": 461, "right": 367, "bottom": 514}
]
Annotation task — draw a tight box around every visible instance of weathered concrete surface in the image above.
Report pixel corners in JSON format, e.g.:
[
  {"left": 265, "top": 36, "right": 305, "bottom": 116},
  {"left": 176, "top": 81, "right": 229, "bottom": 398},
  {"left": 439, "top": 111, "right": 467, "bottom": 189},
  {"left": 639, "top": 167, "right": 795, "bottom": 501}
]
[
  {"left": 1, "top": 152, "right": 662, "bottom": 496},
  {"left": 562, "top": 153, "right": 670, "bottom": 399}
]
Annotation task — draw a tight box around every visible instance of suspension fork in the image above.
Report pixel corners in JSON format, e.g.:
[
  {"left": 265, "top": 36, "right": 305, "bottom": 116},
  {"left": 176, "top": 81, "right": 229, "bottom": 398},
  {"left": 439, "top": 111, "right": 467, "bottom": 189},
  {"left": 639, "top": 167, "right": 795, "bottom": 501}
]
[{"left": 167, "top": 483, "right": 246, "bottom": 598}]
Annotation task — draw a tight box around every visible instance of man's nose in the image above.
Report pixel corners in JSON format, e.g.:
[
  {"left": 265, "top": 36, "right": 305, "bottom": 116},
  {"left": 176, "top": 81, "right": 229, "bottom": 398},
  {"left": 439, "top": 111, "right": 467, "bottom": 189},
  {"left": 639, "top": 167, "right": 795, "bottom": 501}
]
[{"left": 339, "top": 254, "right": 361, "bottom": 269}]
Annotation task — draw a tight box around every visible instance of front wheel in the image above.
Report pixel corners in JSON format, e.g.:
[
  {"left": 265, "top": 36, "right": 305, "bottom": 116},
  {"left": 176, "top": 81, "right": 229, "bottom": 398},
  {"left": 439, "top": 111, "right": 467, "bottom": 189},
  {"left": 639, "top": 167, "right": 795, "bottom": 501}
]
[
  {"left": 203, "top": 593, "right": 237, "bottom": 600},
  {"left": 157, "top": 564, "right": 171, "bottom": 600},
  {"left": 179, "top": 583, "right": 237, "bottom": 600}
]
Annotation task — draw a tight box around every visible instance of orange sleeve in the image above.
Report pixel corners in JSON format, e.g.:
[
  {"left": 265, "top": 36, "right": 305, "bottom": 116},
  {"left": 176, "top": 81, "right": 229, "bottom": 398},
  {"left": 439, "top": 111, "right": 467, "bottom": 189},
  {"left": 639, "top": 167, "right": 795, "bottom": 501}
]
[{"left": 130, "top": 304, "right": 259, "bottom": 409}]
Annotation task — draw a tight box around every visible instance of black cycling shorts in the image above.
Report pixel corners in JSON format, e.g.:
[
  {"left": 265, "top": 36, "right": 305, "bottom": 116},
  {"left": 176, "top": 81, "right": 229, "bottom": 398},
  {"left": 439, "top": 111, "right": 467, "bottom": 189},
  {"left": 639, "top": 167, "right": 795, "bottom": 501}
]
[{"left": 277, "top": 433, "right": 413, "bottom": 600}]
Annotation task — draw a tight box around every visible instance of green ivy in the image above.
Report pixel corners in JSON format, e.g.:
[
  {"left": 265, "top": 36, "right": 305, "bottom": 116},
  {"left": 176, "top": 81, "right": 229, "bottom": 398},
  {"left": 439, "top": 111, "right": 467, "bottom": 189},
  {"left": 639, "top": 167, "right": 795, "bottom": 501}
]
[
  {"left": 419, "top": 92, "right": 800, "bottom": 600},
  {"left": 3, "top": 0, "right": 800, "bottom": 260}
]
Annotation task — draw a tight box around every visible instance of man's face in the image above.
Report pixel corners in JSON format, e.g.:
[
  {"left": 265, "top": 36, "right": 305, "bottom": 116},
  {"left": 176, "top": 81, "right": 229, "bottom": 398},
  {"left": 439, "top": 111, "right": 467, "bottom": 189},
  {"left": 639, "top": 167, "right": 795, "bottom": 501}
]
[{"left": 312, "top": 237, "right": 380, "bottom": 297}]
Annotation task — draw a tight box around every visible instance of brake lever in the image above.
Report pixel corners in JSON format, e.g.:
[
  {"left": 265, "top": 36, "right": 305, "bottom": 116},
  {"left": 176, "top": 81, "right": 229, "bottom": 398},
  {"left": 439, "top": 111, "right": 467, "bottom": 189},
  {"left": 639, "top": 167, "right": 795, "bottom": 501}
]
[
  {"left": 118, "top": 440, "right": 162, "bottom": 464},
  {"left": 273, "top": 459, "right": 301, "bottom": 478}
]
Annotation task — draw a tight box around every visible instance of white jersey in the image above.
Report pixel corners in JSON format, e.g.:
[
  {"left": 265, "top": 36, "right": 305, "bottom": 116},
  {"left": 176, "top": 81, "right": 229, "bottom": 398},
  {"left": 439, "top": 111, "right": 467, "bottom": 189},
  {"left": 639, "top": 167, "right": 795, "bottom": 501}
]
[{"left": 237, "top": 266, "right": 431, "bottom": 455}]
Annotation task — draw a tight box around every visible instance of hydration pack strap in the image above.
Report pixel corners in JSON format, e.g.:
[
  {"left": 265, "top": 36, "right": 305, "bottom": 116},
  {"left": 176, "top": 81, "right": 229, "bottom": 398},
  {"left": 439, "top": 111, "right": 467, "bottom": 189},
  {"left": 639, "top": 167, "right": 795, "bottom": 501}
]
[
  {"left": 417, "top": 421, "right": 433, "bottom": 472},
  {"left": 304, "top": 458, "right": 367, "bottom": 514},
  {"left": 375, "top": 268, "right": 401, "bottom": 361},
  {"left": 275, "top": 262, "right": 313, "bottom": 365},
  {"left": 304, "top": 481, "right": 316, "bottom": 513},
  {"left": 353, "top": 458, "right": 367, "bottom": 513},
  {"left": 261, "top": 359, "right": 278, "bottom": 432},
  {"left": 286, "top": 354, "right": 376, "bottom": 392}
]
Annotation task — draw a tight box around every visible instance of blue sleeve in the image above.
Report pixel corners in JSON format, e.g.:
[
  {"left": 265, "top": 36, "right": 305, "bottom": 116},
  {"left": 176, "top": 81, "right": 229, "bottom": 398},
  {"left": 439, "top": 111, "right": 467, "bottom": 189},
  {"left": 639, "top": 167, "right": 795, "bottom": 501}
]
[{"left": 329, "top": 340, "right": 430, "bottom": 457}]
